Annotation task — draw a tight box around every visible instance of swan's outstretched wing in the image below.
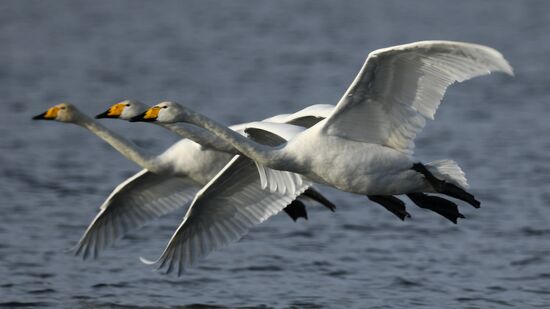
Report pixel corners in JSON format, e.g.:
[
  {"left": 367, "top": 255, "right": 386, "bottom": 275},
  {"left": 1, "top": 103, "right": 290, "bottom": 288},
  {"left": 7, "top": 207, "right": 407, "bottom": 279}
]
[
  {"left": 141, "top": 155, "right": 311, "bottom": 275},
  {"left": 73, "top": 169, "right": 199, "bottom": 259},
  {"left": 323, "top": 41, "right": 513, "bottom": 154}
]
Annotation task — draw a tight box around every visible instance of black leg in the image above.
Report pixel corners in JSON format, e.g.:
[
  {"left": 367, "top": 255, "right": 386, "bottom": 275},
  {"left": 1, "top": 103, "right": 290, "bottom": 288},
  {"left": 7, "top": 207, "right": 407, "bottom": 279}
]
[
  {"left": 411, "top": 162, "right": 480, "bottom": 208},
  {"left": 407, "top": 193, "right": 465, "bottom": 224},
  {"left": 302, "top": 188, "right": 336, "bottom": 212},
  {"left": 283, "top": 200, "right": 308, "bottom": 221},
  {"left": 367, "top": 195, "right": 411, "bottom": 221}
]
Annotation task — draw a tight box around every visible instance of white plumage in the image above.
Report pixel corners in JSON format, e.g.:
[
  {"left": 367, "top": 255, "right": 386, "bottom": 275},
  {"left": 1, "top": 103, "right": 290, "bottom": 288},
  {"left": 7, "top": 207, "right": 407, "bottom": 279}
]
[
  {"left": 73, "top": 169, "right": 199, "bottom": 259},
  {"left": 140, "top": 155, "right": 311, "bottom": 275},
  {"left": 324, "top": 41, "right": 513, "bottom": 155}
]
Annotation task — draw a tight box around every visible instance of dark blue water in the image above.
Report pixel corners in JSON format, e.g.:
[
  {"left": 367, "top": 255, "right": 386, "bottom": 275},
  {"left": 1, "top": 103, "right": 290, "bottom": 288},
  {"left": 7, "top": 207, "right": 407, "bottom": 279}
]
[{"left": 1, "top": 1, "right": 549, "bottom": 308}]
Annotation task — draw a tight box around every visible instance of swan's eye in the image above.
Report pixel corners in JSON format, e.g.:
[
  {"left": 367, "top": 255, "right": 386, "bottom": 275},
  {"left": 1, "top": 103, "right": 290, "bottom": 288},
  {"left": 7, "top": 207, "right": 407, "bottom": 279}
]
[
  {"left": 60, "top": 106, "right": 66, "bottom": 110},
  {"left": 162, "top": 106, "right": 168, "bottom": 109},
  {"left": 126, "top": 104, "right": 131, "bottom": 107}
]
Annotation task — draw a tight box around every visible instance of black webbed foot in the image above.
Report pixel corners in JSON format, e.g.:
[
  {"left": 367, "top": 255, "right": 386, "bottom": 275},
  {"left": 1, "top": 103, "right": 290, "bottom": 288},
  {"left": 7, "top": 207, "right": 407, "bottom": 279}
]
[
  {"left": 407, "top": 192, "right": 465, "bottom": 224},
  {"left": 283, "top": 200, "right": 308, "bottom": 221},
  {"left": 302, "top": 188, "right": 336, "bottom": 212},
  {"left": 367, "top": 195, "right": 411, "bottom": 221},
  {"left": 411, "top": 162, "right": 480, "bottom": 208}
]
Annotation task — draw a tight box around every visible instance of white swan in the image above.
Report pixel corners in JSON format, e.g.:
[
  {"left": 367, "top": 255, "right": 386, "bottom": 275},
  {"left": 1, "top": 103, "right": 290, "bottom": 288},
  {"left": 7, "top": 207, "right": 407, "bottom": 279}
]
[
  {"left": 135, "top": 41, "right": 513, "bottom": 214},
  {"left": 132, "top": 101, "right": 464, "bottom": 275},
  {"left": 32, "top": 102, "right": 336, "bottom": 260},
  {"left": 133, "top": 96, "right": 480, "bottom": 275}
]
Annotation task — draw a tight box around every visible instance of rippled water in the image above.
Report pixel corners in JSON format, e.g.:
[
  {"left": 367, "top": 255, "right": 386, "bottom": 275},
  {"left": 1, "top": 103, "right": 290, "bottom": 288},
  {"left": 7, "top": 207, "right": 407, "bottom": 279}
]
[{"left": 2, "top": 1, "right": 550, "bottom": 308}]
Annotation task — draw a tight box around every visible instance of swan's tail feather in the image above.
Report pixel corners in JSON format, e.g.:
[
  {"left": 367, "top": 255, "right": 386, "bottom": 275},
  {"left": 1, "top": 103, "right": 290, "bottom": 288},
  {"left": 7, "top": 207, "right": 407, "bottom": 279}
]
[{"left": 425, "top": 159, "right": 468, "bottom": 189}]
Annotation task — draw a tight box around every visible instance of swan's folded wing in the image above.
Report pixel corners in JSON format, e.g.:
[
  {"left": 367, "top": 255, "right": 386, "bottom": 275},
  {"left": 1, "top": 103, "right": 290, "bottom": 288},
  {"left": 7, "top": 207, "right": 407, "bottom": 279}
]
[
  {"left": 323, "top": 40, "right": 513, "bottom": 154},
  {"left": 141, "top": 155, "right": 309, "bottom": 275},
  {"left": 263, "top": 104, "right": 335, "bottom": 127},
  {"left": 245, "top": 127, "right": 288, "bottom": 146},
  {"left": 244, "top": 121, "right": 306, "bottom": 143},
  {"left": 73, "top": 169, "right": 199, "bottom": 259}
]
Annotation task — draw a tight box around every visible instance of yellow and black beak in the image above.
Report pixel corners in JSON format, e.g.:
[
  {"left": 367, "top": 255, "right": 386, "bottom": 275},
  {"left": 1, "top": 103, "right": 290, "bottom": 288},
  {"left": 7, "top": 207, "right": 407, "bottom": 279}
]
[
  {"left": 32, "top": 111, "right": 48, "bottom": 120},
  {"left": 32, "top": 106, "right": 59, "bottom": 120},
  {"left": 95, "top": 109, "right": 112, "bottom": 119},
  {"left": 129, "top": 106, "right": 160, "bottom": 122},
  {"left": 96, "top": 103, "right": 125, "bottom": 119}
]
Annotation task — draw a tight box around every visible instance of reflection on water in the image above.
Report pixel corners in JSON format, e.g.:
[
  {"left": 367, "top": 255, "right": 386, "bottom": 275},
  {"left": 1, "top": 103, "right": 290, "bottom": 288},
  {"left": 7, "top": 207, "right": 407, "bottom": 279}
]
[{"left": 2, "top": 1, "right": 550, "bottom": 308}]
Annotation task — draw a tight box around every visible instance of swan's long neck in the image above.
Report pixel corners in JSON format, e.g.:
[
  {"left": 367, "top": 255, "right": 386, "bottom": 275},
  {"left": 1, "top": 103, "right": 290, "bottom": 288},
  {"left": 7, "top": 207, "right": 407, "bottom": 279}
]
[
  {"left": 176, "top": 110, "right": 283, "bottom": 167},
  {"left": 160, "top": 123, "right": 238, "bottom": 154},
  {"left": 75, "top": 115, "right": 160, "bottom": 172}
]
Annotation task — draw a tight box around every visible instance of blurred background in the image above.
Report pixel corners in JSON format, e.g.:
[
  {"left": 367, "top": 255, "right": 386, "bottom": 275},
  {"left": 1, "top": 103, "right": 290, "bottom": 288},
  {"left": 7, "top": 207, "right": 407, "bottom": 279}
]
[{"left": 1, "top": 0, "right": 548, "bottom": 308}]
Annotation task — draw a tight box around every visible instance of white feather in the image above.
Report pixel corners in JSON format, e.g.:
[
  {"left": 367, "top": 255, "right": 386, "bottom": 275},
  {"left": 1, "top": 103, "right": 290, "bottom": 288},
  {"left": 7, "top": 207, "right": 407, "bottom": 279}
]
[
  {"left": 323, "top": 40, "right": 513, "bottom": 154},
  {"left": 141, "top": 156, "right": 310, "bottom": 275},
  {"left": 72, "top": 169, "right": 199, "bottom": 259}
]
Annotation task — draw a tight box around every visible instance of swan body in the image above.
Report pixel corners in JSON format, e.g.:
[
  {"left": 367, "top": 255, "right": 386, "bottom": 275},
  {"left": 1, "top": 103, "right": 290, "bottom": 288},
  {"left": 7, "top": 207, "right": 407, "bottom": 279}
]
[
  {"left": 277, "top": 126, "right": 424, "bottom": 195},
  {"left": 140, "top": 40, "right": 513, "bottom": 199}
]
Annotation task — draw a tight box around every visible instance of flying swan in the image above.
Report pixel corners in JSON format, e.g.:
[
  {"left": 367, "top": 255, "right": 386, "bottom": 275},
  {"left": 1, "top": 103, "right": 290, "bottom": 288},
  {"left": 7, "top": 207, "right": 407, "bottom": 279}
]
[
  {"left": 128, "top": 40, "right": 513, "bottom": 275},
  {"left": 132, "top": 101, "right": 466, "bottom": 274}
]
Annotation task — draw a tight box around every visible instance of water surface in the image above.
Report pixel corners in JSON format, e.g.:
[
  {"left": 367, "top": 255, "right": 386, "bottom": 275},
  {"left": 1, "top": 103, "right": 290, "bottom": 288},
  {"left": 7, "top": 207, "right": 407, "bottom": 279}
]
[{"left": 1, "top": 1, "right": 549, "bottom": 308}]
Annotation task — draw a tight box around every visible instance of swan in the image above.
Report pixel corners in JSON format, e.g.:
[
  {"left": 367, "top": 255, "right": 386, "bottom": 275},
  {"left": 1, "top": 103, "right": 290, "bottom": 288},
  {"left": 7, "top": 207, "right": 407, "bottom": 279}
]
[
  {"left": 32, "top": 102, "right": 335, "bottom": 259},
  {"left": 133, "top": 41, "right": 513, "bottom": 217},
  {"left": 131, "top": 101, "right": 461, "bottom": 275}
]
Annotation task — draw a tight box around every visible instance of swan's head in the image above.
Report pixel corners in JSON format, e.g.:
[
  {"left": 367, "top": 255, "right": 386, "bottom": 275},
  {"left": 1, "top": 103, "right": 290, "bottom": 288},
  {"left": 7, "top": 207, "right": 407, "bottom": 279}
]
[
  {"left": 96, "top": 100, "right": 149, "bottom": 120},
  {"left": 32, "top": 103, "right": 81, "bottom": 123},
  {"left": 129, "top": 101, "right": 186, "bottom": 123}
]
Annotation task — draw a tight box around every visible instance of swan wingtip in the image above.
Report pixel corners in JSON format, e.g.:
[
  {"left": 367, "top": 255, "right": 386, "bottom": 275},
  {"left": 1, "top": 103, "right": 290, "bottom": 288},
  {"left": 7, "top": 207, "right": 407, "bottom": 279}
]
[
  {"left": 67, "top": 243, "right": 95, "bottom": 260},
  {"left": 139, "top": 256, "right": 159, "bottom": 265},
  {"left": 505, "top": 64, "right": 515, "bottom": 76},
  {"left": 64, "top": 246, "right": 77, "bottom": 254}
]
